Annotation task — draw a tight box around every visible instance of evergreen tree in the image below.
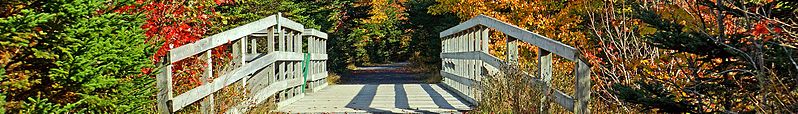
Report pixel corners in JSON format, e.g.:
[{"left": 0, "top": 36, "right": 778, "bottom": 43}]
[{"left": 1, "top": 0, "right": 155, "bottom": 113}]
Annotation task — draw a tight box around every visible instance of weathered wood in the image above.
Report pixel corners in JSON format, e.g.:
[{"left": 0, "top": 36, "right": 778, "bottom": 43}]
[
  {"left": 159, "top": 12, "right": 332, "bottom": 113},
  {"left": 157, "top": 64, "right": 173, "bottom": 114},
  {"left": 278, "top": 15, "right": 304, "bottom": 32},
  {"left": 574, "top": 59, "right": 590, "bottom": 114},
  {"left": 278, "top": 30, "right": 286, "bottom": 52},
  {"left": 277, "top": 84, "right": 473, "bottom": 113},
  {"left": 200, "top": 51, "right": 215, "bottom": 114},
  {"left": 506, "top": 36, "right": 518, "bottom": 64},
  {"left": 240, "top": 37, "right": 250, "bottom": 90},
  {"left": 169, "top": 15, "right": 277, "bottom": 63},
  {"left": 538, "top": 50, "right": 552, "bottom": 114},
  {"left": 439, "top": 15, "right": 590, "bottom": 113},
  {"left": 439, "top": 15, "right": 577, "bottom": 61},
  {"left": 303, "top": 29, "right": 328, "bottom": 39},
  {"left": 228, "top": 77, "right": 305, "bottom": 113},
  {"left": 250, "top": 37, "right": 257, "bottom": 54},
  {"left": 310, "top": 53, "right": 327, "bottom": 60},
  {"left": 308, "top": 72, "right": 327, "bottom": 81},
  {"left": 440, "top": 51, "right": 503, "bottom": 70},
  {"left": 246, "top": 64, "right": 274, "bottom": 96},
  {"left": 295, "top": 31, "right": 302, "bottom": 53},
  {"left": 439, "top": 71, "right": 478, "bottom": 89},
  {"left": 268, "top": 27, "right": 275, "bottom": 53},
  {"left": 287, "top": 32, "right": 294, "bottom": 52},
  {"left": 170, "top": 52, "right": 303, "bottom": 111}
]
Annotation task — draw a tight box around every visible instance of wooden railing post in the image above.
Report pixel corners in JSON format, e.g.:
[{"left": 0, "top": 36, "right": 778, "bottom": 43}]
[
  {"left": 454, "top": 32, "right": 468, "bottom": 93},
  {"left": 268, "top": 27, "right": 275, "bottom": 53},
  {"left": 267, "top": 27, "right": 276, "bottom": 86},
  {"left": 240, "top": 36, "right": 249, "bottom": 89},
  {"left": 574, "top": 57, "right": 591, "bottom": 114},
  {"left": 200, "top": 50, "right": 215, "bottom": 114},
  {"left": 250, "top": 37, "right": 258, "bottom": 54},
  {"left": 157, "top": 55, "right": 173, "bottom": 114},
  {"left": 506, "top": 36, "right": 518, "bottom": 65},
  {"left": 477, "top": 26, "right": 489, "bottom": 103},
  {"left": 538, "top": 49, "right": 553, "bottom": 114},
  {"left": 468, "top": 28, "right": 478, "bottom": 98}
]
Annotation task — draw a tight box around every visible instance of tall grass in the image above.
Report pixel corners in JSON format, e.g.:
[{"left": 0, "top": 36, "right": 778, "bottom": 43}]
[{"left": 473, "top": 66, "right": 544, "bottom": 113}]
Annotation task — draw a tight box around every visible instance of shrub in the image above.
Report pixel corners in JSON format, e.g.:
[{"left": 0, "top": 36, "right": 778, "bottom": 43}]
[{"left": 0, "top": 0, "right": 155, "bottom": 113}]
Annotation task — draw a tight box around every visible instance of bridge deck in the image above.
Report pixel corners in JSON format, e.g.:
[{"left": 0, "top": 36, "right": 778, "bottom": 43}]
[{"left": 277, "top": 84, "right": 474, "bottom": 113}]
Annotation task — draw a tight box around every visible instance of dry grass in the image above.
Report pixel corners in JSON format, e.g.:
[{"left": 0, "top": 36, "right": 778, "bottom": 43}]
[
  {"left": 470, "top": 66, "right": 544, "bottom": 113},
  {"left": 327, "top": 72, "right": 341, "bottom": 85},
  {"left": 247, "top": 96, "right": 277, "bottom": 114},
  {"left": 213, "top": 81, "right": 247, "bottom": 113},
  {"left": 425, "top": 73, "right": 443, "bottom": 84},
  {"left": 470, "top": 63, "right": 632, "bottom": 113}
]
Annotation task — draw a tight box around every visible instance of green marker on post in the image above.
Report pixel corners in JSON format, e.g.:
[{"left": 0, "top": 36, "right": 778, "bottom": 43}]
[{"left": 302, "top": 53, "right": 310, "bottom": 93}]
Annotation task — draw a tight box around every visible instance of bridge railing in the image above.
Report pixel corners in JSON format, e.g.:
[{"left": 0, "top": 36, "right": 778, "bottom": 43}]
[
  {"left": 157, "top": 13, "right": 329, "bottom": 114},
  {"left": 302, "top": 29, "right": 329, "bottom": 92},
  {"left": 439, "top": 15, "right": 591, "bottom": 114}
]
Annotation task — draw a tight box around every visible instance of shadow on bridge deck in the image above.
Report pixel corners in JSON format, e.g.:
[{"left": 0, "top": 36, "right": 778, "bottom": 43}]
[{"left": 276, "top": 62, "right": 474, "bottom": 113}]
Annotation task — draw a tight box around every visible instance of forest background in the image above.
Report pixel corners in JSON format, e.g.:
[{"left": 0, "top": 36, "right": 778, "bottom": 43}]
[{"left": 1, "top": 0, "right": 796, "bottom": 113}]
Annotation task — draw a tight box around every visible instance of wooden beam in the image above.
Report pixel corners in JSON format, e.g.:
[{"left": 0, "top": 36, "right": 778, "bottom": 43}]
[
  {"left": 169, "top": 15, "right": 278, "bottom": 63},
  {"left": 440, "top": 51, "right": 503, "bottom": 70},
  {"left": 303, "top": 29, "right": 328, "bottom": 39},
  {"left": 200, "top": 51, "right": 215, "bottom": 114},
  {"left": 278, "top": 16, "right": 304, "bottom": 32},
  {"left": 227, "top": 77, "right": 305, "bottom": 113},
  {"left": 538, "top": 50, "right": 552, "bottom": 114},
  {"left": 520, "top": 73, "right": 576, "bottom": 112},
  {"left": 157, "top": 63, "right": 173, "bottom": 114},
  {"left": 574, "top": 59, "right": 591, "bottom": 114},
  {"left": 506, "top": 35, "right": 518, "bottom": 64},
  {"left": 439, "top": 15, "right": 577, "bottom": 61},
  {"left": 310, "top": 53, "right": 328, "bottom": 61}
]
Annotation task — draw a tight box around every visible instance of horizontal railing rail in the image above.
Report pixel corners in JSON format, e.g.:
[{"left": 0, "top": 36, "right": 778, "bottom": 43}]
[
  {"left": 439, "top": 15, "right": 591, "bottom": 114},
  {"left": 157, "top": 13, "right": 329, "bottom": 114}
]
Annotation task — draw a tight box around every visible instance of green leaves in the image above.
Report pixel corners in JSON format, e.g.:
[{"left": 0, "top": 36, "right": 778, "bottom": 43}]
[{"left": 0, "top": 0, "right": 155, "bottom": 113}]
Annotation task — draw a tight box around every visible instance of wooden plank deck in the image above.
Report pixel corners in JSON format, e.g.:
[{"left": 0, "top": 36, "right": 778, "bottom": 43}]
[{"left": 277, "top": 84, "right": 474, "bottom": 113}]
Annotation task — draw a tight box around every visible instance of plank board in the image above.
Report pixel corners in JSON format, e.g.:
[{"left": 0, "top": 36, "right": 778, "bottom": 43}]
[{"left": 276, "top": 84, "right": 475, "bottom": 113}]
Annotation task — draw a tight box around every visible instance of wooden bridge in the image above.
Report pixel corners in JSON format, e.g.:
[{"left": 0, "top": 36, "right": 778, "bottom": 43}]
[{"left": 156, "top": 13, "right": 590, "bottom": 114}]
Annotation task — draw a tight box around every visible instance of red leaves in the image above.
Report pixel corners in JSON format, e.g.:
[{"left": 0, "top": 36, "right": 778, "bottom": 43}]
[
  {"left": 134, "top": 2, "right": 214, "bottom": 63},
  {"left": 750, "top": 20, "right": 783, "bottom": 41},
  {"left": 751, "top": 21, "right": 769, "bottom": 36},
  {"left": 113, "top": 0, "right": 236, "bottom": 92},
  {"left": 214, "top": 0, "right": 235, "bottom": 5}
]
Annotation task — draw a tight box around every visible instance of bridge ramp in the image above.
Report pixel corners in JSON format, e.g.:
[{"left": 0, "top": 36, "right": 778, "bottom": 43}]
[{"left": 277, "top": 84, "right": 473, "bottom": 113}]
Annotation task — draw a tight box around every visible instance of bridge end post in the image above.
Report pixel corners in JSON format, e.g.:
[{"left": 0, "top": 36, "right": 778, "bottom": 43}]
[
  {"left": 157, "top": 55, "right": 174, "bottom": 114},
  {"left": 574, "top": 55, "right": 591, "bottom": 114},
  {"left": 200, "top": 50, "right": 215, "bottom": 114},
  {"left": 538, "top": 49, "right": 553, "bottom": 114},
  {"left": 505, "top": 35, "right": 518, "bottom": 65}
]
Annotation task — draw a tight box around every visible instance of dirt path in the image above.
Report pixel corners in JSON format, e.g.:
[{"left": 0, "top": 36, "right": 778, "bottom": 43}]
[{"left": 339, "top": 62, "right": 430, "bottom": 84}]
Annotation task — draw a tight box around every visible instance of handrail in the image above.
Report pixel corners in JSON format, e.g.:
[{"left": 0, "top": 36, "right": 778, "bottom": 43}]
[
  {"left": 440, "top": 15, "right": 578, "bottom": 61},
  {"left": 157, "top": 13, "right": 330, "bottom": 114},
  {"left": 439, "top": 15, "right": 591, "bottom": 114}
]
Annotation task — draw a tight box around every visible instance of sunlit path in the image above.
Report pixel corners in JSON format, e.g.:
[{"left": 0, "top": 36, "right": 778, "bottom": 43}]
[{"left": 277, "top": 84, "right": 472, "bottom": 113}]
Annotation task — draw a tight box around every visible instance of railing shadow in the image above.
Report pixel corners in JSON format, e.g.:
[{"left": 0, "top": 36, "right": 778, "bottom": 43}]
[
  {"left": 420, "top": 84, "right": 456, "bottom": 109},
  {"left": 394, "top": 84, "right": 409, "bottom": 109},
  {"left": 344, "top": 84, "right": 390, "bottom": 113}
]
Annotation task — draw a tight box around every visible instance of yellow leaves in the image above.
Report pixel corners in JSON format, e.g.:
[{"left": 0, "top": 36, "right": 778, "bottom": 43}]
[{"left": 362, "top": 0, "right": 407, "bottom": 24}]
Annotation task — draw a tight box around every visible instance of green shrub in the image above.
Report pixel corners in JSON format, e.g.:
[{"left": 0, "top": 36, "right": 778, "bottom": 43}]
[{"left": 1, "top": 0, "right": 155, "bottom": 113}]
